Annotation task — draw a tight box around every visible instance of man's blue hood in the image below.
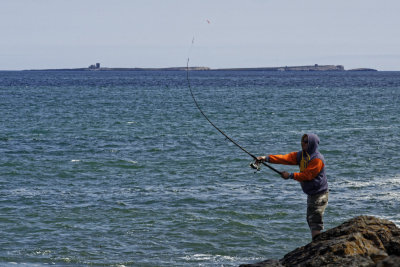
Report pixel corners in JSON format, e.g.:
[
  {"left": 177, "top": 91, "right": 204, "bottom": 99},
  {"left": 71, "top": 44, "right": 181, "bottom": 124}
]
[{"left": 305, "top": 133, "right": 320, "bottom": 158}]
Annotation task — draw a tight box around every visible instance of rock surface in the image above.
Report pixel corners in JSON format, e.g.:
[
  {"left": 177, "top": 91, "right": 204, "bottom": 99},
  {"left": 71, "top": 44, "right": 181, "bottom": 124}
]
[{"left": 240, "top": 216, "right": 400, "bottom": 267}]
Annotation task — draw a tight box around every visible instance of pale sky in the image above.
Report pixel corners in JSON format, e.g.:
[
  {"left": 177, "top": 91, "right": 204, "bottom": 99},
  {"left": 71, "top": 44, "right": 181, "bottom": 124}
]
[{"left": 1, "top": 0, "right": 399, "bottom": 70}]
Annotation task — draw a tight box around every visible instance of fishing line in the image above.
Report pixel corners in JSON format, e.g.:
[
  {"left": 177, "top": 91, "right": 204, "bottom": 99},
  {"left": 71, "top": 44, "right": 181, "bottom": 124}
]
[{"left": 186, "top": 40, "right": 282, "bottom": 175}]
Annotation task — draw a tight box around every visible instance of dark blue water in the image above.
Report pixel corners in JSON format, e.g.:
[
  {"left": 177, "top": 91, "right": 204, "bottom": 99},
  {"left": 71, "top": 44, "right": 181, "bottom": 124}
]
[{"left": 1, "top": 70, "right": 399, "bottom": 266}]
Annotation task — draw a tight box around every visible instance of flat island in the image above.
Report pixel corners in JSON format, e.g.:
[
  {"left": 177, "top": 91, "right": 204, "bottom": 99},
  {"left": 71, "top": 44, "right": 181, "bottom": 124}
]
[{"left": 24, "top": 63, "right": 378, "bottom": 72}]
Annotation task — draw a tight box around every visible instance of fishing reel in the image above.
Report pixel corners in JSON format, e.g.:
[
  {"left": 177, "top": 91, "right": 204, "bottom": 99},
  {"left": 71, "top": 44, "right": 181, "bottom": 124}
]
[{"left": 250, "top": 160, "right": 261, "bottom": 172}]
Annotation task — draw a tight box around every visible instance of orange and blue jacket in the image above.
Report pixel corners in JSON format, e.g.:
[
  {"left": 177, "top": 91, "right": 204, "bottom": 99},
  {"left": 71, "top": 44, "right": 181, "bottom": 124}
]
[{"left": 268, "top": 133, "right": 328, "bottom": 195}]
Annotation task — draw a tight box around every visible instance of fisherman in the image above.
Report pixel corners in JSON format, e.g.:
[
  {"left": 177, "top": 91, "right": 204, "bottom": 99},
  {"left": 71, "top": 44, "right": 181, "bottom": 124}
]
[{"left": 256, "top": 133, "right": 328, "bottom": 240}]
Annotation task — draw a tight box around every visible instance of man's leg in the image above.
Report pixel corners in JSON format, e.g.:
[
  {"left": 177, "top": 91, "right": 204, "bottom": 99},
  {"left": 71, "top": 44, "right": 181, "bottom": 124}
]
[
  {"left": 307, "top": 191, "right": 329, "bottom": 240},
  {"left": 311, "top": 230, "right": 320, "bottom": 239}
]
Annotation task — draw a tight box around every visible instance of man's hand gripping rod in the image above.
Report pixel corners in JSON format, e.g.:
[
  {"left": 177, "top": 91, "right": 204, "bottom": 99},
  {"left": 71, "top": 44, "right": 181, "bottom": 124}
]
[{"left": 250, "top": 157, "right": 282, "bottom": 175}]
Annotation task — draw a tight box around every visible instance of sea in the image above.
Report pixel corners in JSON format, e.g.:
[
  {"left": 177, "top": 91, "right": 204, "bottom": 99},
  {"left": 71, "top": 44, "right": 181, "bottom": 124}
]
[{"left": 0, "top": 70, "right": 399, "bottom": 266}]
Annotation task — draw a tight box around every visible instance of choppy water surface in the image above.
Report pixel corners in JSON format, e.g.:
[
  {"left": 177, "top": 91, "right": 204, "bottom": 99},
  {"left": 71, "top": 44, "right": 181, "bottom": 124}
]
[{"left": 0, "top": 70, "right": 399, "bottom": 266}]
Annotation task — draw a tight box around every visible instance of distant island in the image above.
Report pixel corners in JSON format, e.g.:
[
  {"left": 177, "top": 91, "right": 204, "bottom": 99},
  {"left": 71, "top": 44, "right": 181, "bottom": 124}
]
[{"left": 24, "top": 63, "right": 378, "bottom": 72}]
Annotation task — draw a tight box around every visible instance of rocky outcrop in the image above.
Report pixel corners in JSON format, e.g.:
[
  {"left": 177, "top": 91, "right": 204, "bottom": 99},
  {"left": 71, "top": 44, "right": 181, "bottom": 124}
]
[{"left": 240, "top": 216, "right": 400, "bottom": 267}]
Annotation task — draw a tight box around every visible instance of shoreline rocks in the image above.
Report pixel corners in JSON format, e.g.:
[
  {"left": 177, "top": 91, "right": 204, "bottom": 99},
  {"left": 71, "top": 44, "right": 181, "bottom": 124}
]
[{"left": 240, "top": 215, "right": 400, "bottom": 267}]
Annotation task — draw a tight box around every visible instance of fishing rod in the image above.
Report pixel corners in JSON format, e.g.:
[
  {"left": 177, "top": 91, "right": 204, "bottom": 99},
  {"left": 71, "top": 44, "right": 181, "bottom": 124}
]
[{"left": 186, "top": 58, "right": 282, "bottom": 175}]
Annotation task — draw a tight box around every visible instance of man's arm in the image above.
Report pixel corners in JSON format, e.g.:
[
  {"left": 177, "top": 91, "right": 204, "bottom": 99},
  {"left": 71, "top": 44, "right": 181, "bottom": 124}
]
[
  {"left": 268, "top": 152, "right": 298, "bottom": 165},
  {"left": 292, "top": 158, "right": 324, "bottom": 181}
]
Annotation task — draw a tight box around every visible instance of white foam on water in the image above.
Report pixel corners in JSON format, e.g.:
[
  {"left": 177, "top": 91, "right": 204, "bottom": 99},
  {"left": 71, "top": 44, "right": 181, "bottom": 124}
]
[
  {"left": 7, "top": 263, "right": 50, "bottom": 266},
  {"left": 340, "top": 173, "right": 400, "bottom": 190},
  {"left": 60, "top": 258, "right": 71, "bottom": 263},
  {"left": 32, "top": 250, "right": 51, "bottom": 256},
  {"left": 180, "top": 253, "right": 261, "bottom": 264}
]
